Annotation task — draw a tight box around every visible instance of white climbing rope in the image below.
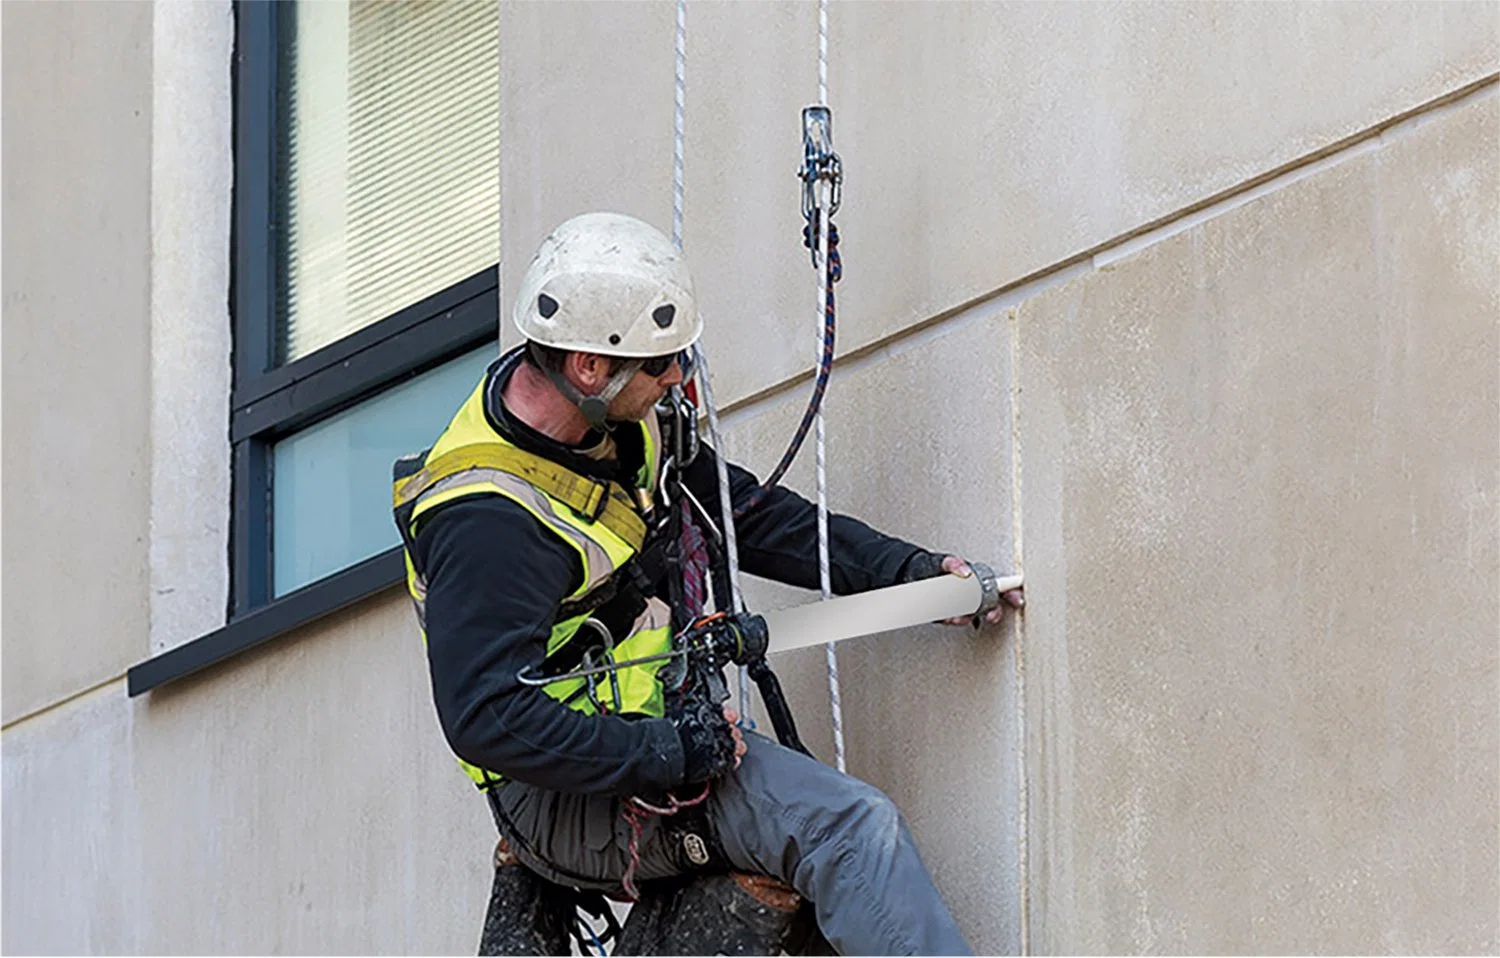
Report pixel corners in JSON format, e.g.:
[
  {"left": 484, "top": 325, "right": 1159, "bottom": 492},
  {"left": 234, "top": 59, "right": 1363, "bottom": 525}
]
[
  {"left": 813, "top": 0, "right": 847, "bottom": 776},
  {"left": 671, "top": 0, "right": 685, "bottom": 250},
  {"left": 696, "top": 353, "right": 746, "bottom": 620},
  {"left": 819, "top": 0, "right": 829, "bottom": 103},
  {"left": 670, "top": 0, "right": 847, "bottom": 763},
  {"left": 669, "top": 0, "right": 755, "bottom": 719}
]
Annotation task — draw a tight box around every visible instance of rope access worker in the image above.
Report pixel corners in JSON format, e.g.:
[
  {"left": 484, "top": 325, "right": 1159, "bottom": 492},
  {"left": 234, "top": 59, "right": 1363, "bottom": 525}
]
[{"left": 393, "top": 212, "right": 1023, "bottom": 956}]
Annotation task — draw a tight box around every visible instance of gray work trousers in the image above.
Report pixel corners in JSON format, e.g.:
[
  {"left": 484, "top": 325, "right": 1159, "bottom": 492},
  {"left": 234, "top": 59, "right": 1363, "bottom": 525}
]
[{"left": 489, "top": 732, "right": 972, "bottom": 956}]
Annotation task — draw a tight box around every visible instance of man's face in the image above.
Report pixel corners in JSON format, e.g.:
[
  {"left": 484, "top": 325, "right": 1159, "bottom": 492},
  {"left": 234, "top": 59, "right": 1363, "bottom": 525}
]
[{"left": 606, "top": 356, "right": 684, "bottom": 422}]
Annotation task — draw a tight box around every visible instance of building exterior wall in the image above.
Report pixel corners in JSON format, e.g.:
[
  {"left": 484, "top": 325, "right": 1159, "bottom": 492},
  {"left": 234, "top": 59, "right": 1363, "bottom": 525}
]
[
  {"left": 3, "top": 1, "right": 1496, "bottom": 954},
  {"left": 1017, "top": 92, "right": 1499, "bottom": 954},
  {"left": 2, "top": 0, "right": 154, "bottom": 724},
  {"left": 148, "top": 0, "right": 233, "bottom": 656}
]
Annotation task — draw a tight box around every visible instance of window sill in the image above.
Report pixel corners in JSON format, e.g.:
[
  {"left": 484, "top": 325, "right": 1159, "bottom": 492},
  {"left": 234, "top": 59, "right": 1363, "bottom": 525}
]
[{"left": 127, "top": 547, "right": 406, "bottom": 696}]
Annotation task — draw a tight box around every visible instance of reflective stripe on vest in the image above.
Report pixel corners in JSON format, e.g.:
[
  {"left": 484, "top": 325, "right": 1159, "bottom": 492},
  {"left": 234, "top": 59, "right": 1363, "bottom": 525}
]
[{"left": 393, "top": 374, "right": 672, "bottom": 789}]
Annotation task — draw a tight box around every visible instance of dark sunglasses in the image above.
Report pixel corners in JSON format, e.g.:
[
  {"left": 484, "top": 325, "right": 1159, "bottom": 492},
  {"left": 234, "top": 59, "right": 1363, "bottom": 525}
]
[{"left": 640, "top": 348, "right": 695, "bottom": 378}]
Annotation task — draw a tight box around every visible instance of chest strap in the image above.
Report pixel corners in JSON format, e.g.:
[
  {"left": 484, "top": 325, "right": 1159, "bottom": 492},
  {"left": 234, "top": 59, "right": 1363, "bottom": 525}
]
[{"left": 394, "top": 442, "right": 649, "bottom": 554}]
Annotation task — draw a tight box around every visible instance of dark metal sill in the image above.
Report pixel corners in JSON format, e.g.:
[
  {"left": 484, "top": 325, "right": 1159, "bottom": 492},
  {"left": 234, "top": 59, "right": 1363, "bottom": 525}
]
[{"left": 127, "top": 548, "right": 406, "bottom": 696}]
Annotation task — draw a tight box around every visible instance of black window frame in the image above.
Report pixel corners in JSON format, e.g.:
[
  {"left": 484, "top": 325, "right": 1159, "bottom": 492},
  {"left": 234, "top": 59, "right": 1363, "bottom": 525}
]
[{"left": 128, "top": 0, "right": 499, "bottom": 696}]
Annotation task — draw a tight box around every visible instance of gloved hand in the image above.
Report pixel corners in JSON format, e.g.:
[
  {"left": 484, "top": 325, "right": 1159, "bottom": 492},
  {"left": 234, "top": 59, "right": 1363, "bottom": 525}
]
[
  {"left": 667, "top": 697, "right": 742, "bottom": 784},
  {"left": 901, "top": 550, "right": 1025, "bottom": 626},
  {"left": 899, "top": 550, "right": 948, "bottom": 584}
]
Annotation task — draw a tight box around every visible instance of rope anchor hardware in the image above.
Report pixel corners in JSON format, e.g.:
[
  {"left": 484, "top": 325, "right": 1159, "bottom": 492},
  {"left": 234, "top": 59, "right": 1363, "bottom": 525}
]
[{"left": 799, "top": 105, "right": 842, "bottom": 260}]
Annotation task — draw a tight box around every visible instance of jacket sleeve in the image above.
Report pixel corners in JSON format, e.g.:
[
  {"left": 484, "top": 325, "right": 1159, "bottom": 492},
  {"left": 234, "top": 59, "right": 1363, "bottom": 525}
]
[
  {"left": 679, "top": 441, "right": 933, "bottom": 594},
  {"left": 415, "top": 497, "right": 685, "bottom": 796}
]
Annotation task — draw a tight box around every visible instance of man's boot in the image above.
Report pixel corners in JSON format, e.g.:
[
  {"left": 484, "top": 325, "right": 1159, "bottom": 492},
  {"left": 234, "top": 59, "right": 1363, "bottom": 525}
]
[{"left": 477, "top": 838, "right": 573, "bottom": 956}]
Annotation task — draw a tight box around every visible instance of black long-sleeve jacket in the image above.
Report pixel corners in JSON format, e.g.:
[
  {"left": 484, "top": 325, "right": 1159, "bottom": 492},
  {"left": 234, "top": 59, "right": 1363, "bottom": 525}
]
[{"left": 414, "top": 356, "right": 931, "bottom": 797}]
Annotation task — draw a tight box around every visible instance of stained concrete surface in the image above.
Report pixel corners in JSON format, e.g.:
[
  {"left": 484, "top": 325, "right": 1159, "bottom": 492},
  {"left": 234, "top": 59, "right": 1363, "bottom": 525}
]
[
  {"left": 1, "top": 0, "right": 155, "bottom": 722},
  {"left": 1017, "top": 91, "right": 1499, "bottom": 953},
  {"left": 2, "top": 589, "right": 495, "bottom": 956},
  {"left": 501, "top": 0, "right": 1499, "bottom": 409}
]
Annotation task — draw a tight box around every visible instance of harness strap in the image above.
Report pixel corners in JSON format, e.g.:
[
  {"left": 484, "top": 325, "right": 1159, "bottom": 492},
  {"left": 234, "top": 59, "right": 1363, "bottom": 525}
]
[{"left": 394, "top": 441, "right": 648, "bottom": 553}]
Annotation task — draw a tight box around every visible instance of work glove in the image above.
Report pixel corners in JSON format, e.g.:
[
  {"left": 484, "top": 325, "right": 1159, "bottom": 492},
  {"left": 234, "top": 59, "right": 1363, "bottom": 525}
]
[
  {"left": 667, "top": 696, "right": 740, "bottom": 784},
  {"left": 899, "top": 550, "right": 948, "bottom": 583},
  {"left": 901, "top": 549, "right": 1025, "bottom": 625}
]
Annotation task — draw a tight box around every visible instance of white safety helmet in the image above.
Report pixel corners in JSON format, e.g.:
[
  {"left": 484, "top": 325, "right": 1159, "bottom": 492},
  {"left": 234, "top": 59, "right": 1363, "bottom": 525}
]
[{"left": 514, "top": 212, "right": 702, "bottom": 357}]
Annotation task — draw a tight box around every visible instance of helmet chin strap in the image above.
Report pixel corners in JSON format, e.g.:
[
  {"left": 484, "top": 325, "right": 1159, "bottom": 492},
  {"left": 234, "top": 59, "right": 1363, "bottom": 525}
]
[{"left": 530, "top": 343, "right": 641, "bottom": 432}]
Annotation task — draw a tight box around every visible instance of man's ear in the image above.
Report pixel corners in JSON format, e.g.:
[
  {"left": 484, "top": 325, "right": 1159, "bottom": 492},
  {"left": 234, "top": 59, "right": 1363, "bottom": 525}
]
[{"left": 563, "top": 351, "right": 613, "bottom": 393}]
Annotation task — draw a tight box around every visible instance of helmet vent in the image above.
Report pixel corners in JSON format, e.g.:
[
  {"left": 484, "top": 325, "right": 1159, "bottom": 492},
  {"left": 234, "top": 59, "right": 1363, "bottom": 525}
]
[
  {"left": 609, "top": 334, "right": 622, "bottom": 345},
  {"left": 652, "top": 304, "right": 676, "bottom": 329},
  {"left": 537, "top": 294, "right": 559, "bottom": 319}
]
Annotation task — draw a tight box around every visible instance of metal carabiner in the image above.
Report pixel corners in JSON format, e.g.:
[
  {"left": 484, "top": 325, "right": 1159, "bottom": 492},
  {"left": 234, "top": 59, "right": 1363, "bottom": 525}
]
[
  {"left": 578, "top": 618, "right": 624, "bottom": 713},
  {"left": 655, "top": 385, "right": 700, "bottom": 471},
  {"left": 515, "top": 646, "right": 687, "bottom": 688}
]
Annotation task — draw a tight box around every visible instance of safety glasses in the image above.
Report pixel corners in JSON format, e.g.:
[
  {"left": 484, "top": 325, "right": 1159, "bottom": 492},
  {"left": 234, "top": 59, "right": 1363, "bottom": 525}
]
[{"left": 640, "top": 348, "right": 696, "bottom": 379}]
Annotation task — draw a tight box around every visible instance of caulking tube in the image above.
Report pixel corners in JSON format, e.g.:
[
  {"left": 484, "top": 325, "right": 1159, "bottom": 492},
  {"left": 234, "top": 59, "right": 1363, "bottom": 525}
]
[{"left": 761, "top": 566, "right": 1024, "bottom": 655}]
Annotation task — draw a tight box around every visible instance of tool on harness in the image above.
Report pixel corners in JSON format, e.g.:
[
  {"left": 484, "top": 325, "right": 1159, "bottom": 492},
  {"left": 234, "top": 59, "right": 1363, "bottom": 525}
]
[
  {"left": 664, "top": 612, "right": 812, "bottom": 758},
  {"left": 517, "top": 605, "right": 816, "bottom": 767},
  {"left": 514, "top": 609, "right": 767, "bottom": 690}
]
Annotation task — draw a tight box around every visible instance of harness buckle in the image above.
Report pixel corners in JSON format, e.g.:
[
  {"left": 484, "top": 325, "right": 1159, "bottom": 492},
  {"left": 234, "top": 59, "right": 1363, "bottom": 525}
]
[{"left": 573, "top": 479, "right": 610, "bottom": 524}]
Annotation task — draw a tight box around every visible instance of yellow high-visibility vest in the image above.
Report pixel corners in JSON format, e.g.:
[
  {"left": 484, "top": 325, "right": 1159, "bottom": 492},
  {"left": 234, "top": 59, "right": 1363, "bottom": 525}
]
[{"left": 393, "top": 374, "right": 671, "bottom": 789}]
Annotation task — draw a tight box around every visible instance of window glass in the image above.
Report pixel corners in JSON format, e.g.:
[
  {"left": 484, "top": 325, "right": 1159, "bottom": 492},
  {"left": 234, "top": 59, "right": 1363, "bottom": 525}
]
[
  {"left": 271, "top": 345, "right": 496, "bottom": 596},
  {"left": 281, "top": 0, "right": 499, "bottom": 363}
]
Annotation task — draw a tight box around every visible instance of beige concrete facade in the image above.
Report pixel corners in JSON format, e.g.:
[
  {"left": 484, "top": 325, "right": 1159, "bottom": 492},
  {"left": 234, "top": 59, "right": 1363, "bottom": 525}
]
[
  {"left": 4, "top": 1, "right": 1496, "bottom": 954},
  {"left": 1016, "top": 91, "right": 1499, "bottom": 954},
  {"left": 2, "top": 0, "right": 154, "bottom": 724}
]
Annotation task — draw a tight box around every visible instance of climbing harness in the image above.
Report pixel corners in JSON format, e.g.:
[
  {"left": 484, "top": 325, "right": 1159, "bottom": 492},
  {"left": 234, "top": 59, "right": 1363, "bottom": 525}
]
[
  {"left": 620, "top": 782, "right": 711, "bottom": 900},
  {"left": 518, "top": 601, "right": 809, "bottom": 902}
]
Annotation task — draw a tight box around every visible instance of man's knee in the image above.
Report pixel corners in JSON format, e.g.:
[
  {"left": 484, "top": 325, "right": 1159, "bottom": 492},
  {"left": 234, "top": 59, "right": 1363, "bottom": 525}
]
[{"left": 815, "top": 778, "right": 903, "bottom": 852}]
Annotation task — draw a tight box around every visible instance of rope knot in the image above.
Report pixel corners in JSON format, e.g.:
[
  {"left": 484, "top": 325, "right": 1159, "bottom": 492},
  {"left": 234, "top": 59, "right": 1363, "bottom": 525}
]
[{"left": 801, "top": 222, "right": 842, "bottom": 283}]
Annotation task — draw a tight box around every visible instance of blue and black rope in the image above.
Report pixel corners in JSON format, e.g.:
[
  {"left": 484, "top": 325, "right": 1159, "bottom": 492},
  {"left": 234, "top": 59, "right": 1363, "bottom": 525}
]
[{"left": 735, "top": 222, "right": 841, "bottom": 519}]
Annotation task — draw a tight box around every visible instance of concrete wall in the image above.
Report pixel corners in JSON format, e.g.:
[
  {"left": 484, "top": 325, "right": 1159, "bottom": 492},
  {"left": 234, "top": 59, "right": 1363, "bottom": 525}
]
[
  {"left": 2, "top": 0, "right": 154, "bottom": 723},
  {"left": 3, "top": 590, "right": 491, "bottom": 955},
  {"left": 148, "top": 0, "right": 233, "bottom": 655},
  {"left": 3, "top": 0, "right": 1496, "bottom": 954},
  {"left": 1017, "top": 91, "right": 1499, "bottom": 954},
  {"left": 501, "top": 1, "right": 1498, "bottom": 406}
]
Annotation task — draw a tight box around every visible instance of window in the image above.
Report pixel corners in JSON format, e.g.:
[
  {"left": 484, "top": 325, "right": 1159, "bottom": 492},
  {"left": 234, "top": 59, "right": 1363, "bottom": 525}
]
[
  {"left": 270, "top": 345, "right": 493, "bottom": 596},
  {"left": 282, "top": 0, "right": 499, "bottom": 362},
  {"left": 129, "top": 0, "right": 501, "bottom": 694}
]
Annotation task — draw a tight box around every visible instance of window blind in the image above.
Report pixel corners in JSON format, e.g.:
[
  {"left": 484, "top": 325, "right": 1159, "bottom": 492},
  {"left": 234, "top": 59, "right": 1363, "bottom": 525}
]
[{"left": 281, "top": 0, "right": 499, "bottom": 364}]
